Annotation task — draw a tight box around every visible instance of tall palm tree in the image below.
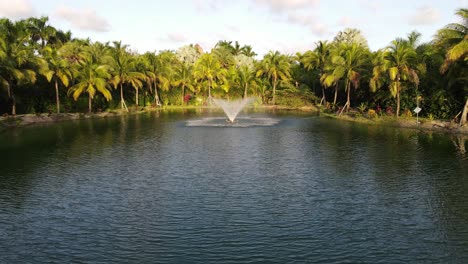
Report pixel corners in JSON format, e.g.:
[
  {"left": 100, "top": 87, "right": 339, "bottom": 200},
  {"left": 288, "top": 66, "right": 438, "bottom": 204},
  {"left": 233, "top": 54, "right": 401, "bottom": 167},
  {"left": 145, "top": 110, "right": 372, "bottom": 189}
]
[
  {"left": 212, "top": 45, "right": 235, "bottom": 69},
  {"left": 68, "top": 51, "right": 112, "bottom": 113},
  {"left": 194, "top": 53, "right": 227, "bottom": 102},
  {"left": 302, "top": 41, "right": 331, "bottom": 105},
  {"left": 0, "top": 18, "right": 38, "bottom": 115},
  {"left": 256, "top": 51, "right": 291, "bottom": 105},
  {"left": 326, "top": 43, "right": 369, "bottom": 114},
  {"left": 174, "top": 62, "right": 195, "bottom": 104},
  {"left": 109, "top": 41, "right": 144, "bottom": 111},
  {"left": 155, "top": 51, "right": 177, "bottom": 104},
  {"left": 241, "top": 45, "right": 257, "bottom": 57},
  {"left": 141, "top": 52, "right": 161, "bottom": 106},
  {"left": 370, "top": 39, "right": 419, "bottom": 117},
  {"left": 41, "top": 46, "right": 72, "bottom": 113},
  {"left": 436, "top": 8, "right": 468, "bottom": 126},
  {"left": 26, "top": 16, "right": 56, "bottom": 49},
  {"left": 232, "top": 41, "right": 242, "bottom": 56},
  {"left": 237, "top": 65, "right": 256, "bottom": 98},
  {"left": 135, "top": 54, "right": 156, "bottom": 106}
]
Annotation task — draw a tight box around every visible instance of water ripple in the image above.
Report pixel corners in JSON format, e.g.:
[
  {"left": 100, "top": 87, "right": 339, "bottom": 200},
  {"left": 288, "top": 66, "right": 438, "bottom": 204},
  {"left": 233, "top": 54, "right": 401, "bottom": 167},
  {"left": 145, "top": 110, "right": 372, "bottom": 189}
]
[{"left": 0, "top": 112, "right": 467, "bottom": 263}]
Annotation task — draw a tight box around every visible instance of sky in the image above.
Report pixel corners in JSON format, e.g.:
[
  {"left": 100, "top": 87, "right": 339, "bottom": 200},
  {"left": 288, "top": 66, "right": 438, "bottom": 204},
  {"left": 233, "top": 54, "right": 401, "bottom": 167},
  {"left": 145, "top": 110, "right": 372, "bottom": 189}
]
[{"left": 0, "top": 0, "right": 467, "bottom": 56}]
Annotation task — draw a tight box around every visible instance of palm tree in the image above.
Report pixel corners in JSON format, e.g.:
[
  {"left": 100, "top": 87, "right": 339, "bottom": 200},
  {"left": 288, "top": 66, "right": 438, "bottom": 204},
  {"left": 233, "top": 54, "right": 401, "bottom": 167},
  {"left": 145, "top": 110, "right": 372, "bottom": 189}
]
[
  {"left": 68, "top": 51, "right": 112, "bottom": 113},
  {"left": 155, "top": 51, "right": 177, "bottom": 105},
  {"left": 109, "top": 41, "right": 144, "bottom": 110},
  {"left": 333, "top": 28, "right": 369, "bottom": 48},
  {"left": 26, "top": 16, "right": 56, "bottom": 49},
  {"left": 141, "top": 52, "right": 161, "bottom": 106},
  {"left": 327, "top": 43, "right": 369, "bottom": 114},
  {"left": 212, "top": 45, "right": 235, "bottom": 68},
  {"left": 370, "top": 39, "right": 419, "bottom": 117},
  {"left": 0, "top": 18, "right": 38, "bottom": 115},
  {"left": 256, "top": 51, "right": 291, "bottom": 105},
  {"left": 135, "top": 54, "right": 156, "bottom": 106},
  {"left": 237, "top": 65, "right": 256, "bottom": 98},
  {"left": 241, "top": 45, "right": 257, "bottom": 57},
  {"left": 435, "top": 8, "right": 468, "bottom": 126},
  {"left": 41, "top": 46, "right": 72, "bottom": 113},
  {"left": 302, "top": 41, "right": 331, "bottom": 105},
  {"left": 194, "top": 53, "right": 227, "bottom": 102},
  {"left": 174, "top": 62, "right": 195, "bottom": 104}
]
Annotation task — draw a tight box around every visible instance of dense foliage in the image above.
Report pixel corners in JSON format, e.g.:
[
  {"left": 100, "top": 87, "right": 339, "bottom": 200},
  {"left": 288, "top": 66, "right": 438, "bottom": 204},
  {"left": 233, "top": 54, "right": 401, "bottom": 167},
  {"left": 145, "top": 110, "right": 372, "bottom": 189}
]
[{"left": 0, "top": 10, "right": 466, "bottom": 124}]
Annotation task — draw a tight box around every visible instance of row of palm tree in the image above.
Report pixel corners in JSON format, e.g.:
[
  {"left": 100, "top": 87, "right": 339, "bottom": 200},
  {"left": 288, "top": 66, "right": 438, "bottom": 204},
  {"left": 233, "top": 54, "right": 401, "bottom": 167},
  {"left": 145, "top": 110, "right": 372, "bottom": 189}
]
[{"left": 0, "top": 9, "right": 466, "bottom": 125}]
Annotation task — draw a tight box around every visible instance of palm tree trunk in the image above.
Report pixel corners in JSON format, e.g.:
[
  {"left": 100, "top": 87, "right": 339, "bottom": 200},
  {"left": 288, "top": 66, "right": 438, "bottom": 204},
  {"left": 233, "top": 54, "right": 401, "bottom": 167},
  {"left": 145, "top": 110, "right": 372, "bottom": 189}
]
[
  {"left": 333, "top": 82, "right": 338, "bottom": 106},
  {"left": 11, "top": 95, "right": 16, "bottom": 115},
  {"left": 244, "top": 83, "right": 248, "bottom": 99},
  {"left": 340, "top": 81, "right": 350, "bottom": 115},
  {"left": 396, "top": 84, "right": 401, "bottom": 118},
  {"left": 88, "top": 94, "right": 92, "bottom": 113},
  {"left": 153, "top": 80, "right": 161, "bottom": 106},
  {"left": 182, "top": 84, "right": 185, "bottom": 105},
  {"left": 272, "top": 75, "right": 277, "bottom": 105},
  {"left": 321, "top": 86, "right": 326, "bottom": 105},
  {"left": 346, "top": 82, "right": 351, "bottom": 111},
  {"left": 460, "top": 98, "right": 468, "bottom": 126},
  {"left": 208, "top": 78, "right": 212, "bottom": 99},
  {"left": 119, "top": 83, "right": 124, "bottom": 111},
  {"left": 55, "top": 79, "right": 60, "bottom": 114},
  {"left": 7, "top": 85, "right": 16, "bottom": 115},
  {"left": 136, "top": 88, "right": 139, "bottom": 107}
]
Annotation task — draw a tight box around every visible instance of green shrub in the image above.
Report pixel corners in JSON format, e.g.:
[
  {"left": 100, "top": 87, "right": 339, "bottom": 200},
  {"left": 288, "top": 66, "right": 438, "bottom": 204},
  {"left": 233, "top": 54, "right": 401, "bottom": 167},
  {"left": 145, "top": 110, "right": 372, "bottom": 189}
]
[
  {"left": 358, "top": 102, "right": 367, "bottom": 113},
  {"left": 275, "top": 90, "right": 317, "bottom": 107}
]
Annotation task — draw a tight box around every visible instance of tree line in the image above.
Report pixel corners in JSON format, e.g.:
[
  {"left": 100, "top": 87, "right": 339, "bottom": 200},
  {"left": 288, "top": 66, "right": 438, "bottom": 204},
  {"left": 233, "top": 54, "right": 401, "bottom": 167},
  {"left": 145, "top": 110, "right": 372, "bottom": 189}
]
[{"left": 0, "top": 8, "right": 466, "bottom": 125}]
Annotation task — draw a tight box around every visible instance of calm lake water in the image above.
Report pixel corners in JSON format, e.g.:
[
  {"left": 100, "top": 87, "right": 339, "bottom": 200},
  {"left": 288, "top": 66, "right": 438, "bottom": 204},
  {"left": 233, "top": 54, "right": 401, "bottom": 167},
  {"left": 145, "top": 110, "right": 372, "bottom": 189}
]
[{"left": 0, "top": 110, "right": 467, "bottom": 263}]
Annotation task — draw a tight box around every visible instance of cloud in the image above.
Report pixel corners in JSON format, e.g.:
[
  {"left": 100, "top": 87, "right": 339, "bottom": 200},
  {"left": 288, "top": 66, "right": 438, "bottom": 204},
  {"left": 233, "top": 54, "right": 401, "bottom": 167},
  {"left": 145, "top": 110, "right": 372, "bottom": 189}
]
[
  {"left": 285, "top": 12, "right": 328, "bottom": 36},
  {"left": 359, "top": 0, "right": 380, "bottom": 12},
  {"left": 287, "top": 13, "right": 316, "bottom": 26},
  {"left": 226, "top": 24, "right": 240, "bottom": 33},
  {"left": 254, "top": 0, "right": 320, "bottom": 13},
  {"left": 0, "top": 0, "right": 35, "bottom": 19},
  {"left": 167, "top": 32, "right": 188, "bottom": 43},
  {"left": 310, "top": 23, "right": 329, "bottom": 36},
  {"left": 409, "top": 6, "right": 440, "bottom": 25},
  {"left": 193, "top": 0, "right": 232, "bottom": 12},
  {"left": 338, "top": 16, "right": 352, "bottom": 27},
  {"left": 53, "top": 5, "right": 110, "bottom": 32}
]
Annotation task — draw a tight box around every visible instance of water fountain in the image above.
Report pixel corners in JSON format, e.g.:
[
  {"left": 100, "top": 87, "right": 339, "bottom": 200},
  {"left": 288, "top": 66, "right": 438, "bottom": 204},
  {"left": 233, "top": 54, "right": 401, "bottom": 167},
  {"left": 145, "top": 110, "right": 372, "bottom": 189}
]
[
  {"left": 212, "top": 98, "right": 254, "bottom": 123},
  {"left": 186, "top": 97, "right": 280, "bottom": 127}
]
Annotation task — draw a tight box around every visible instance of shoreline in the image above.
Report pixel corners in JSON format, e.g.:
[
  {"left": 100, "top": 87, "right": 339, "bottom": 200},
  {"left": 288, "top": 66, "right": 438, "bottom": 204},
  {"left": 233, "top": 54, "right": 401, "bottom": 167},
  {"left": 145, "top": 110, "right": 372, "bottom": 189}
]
[
  {"left": 1, "top": 105, "right": 467, "bottom": 135},
  {"left": 323, "top": 112, "right": 468, "bottom": 135}
]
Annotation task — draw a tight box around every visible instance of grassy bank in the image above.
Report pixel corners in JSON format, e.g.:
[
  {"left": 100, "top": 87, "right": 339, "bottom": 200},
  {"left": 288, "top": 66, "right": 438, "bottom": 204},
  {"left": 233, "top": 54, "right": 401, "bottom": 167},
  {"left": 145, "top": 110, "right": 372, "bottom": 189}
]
[{"left": 322, "top": 111, "right": 468, "bottom": 135}]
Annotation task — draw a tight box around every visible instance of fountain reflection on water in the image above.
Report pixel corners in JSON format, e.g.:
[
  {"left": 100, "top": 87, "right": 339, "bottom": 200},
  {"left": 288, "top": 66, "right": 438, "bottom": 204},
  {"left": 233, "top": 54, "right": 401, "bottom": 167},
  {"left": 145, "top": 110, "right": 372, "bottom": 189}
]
[{"left": 186, "top": 97, "right": 280, "bottom": 127}]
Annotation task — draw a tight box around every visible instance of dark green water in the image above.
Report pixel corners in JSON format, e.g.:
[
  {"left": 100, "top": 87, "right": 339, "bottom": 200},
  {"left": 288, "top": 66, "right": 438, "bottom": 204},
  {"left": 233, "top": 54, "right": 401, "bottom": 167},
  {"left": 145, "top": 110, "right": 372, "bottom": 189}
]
[{"left": 0, "top": 110, "right": 467, "bottom": 263}]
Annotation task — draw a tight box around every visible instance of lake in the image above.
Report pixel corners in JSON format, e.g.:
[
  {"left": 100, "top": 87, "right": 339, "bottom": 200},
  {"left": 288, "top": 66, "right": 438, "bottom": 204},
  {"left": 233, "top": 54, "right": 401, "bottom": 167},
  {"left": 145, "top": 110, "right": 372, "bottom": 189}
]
[{"left": 0, "top": 109, "right": 467, "bottom": 263}]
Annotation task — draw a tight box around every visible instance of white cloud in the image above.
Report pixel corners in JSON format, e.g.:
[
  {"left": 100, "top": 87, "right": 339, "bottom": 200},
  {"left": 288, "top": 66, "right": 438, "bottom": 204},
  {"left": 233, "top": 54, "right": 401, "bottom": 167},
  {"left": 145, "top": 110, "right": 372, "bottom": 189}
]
[
  {"left": 360, "top": 0, "right": 380, "bottom": 12},
  {"left": 287, "top": 13, "right": 316, "bottom": 26},
  {"left": 284, "top": 12, "right": 328, "bottom": 36},
  {"left": 311, "top": 23, "right": 329, "bottom": 36},
  {"left": 409, "top": 6, "right": 440, "bottom": 25},
  {"left": 193, "top": 0, "right": 231, "bottom": 12},
  {"left": 226, "top": 24, "right": 240, "bottom": 32},
  {"left": 338, "top": 16, "right": 352, "bottom": 27},
  {"left": 254, "top": 0, "right": 320, "bottom": 13},
  {"left": 167, "top": 32, "right": 188, "bottom": 42},
  {"left": 0, "top": 0, "right": 35, "bottom": 19},
  {"left": 53, "top": 5, "right": 110, "bottom": 32}
]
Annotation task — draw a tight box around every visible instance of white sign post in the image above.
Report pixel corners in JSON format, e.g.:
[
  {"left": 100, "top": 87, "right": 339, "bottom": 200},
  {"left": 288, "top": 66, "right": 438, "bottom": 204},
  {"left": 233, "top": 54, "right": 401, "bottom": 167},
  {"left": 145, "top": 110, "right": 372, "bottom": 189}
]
[{"left": 414, "top": 107, "right": 422, "bottom": 124}]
